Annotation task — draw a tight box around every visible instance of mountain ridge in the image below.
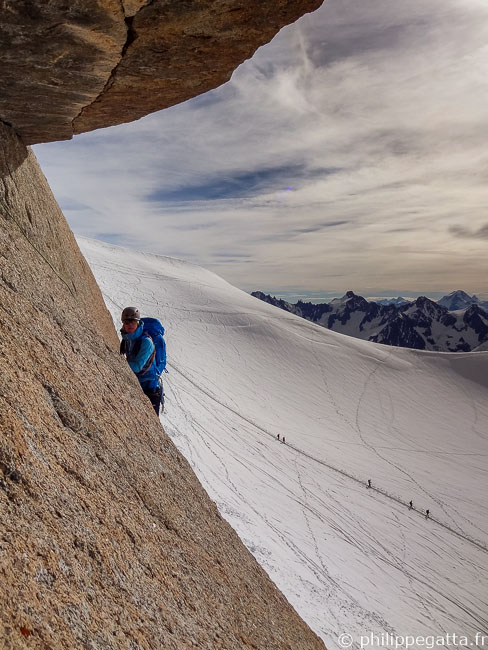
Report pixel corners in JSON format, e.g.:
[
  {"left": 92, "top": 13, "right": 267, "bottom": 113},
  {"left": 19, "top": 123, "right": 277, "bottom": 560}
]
[{"left": 251, "top": 290, "right": 488, "bottom": 351}]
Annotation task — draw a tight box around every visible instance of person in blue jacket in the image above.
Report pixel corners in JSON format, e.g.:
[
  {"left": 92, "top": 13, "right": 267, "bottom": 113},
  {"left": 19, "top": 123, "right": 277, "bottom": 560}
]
[{"left": 120, "top": 306, "right": 163, "bottom": 416}]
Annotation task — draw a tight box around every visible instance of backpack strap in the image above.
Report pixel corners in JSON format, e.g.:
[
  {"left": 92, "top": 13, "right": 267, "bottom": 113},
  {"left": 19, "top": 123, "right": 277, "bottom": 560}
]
[{"left": 134, "top": 333, "right": 156, "bottom": 377}]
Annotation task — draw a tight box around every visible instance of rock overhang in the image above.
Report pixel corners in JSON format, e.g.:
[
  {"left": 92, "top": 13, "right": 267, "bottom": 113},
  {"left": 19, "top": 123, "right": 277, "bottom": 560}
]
[{"left": 0, "top": 0, "right": 324, "bottom": 145}]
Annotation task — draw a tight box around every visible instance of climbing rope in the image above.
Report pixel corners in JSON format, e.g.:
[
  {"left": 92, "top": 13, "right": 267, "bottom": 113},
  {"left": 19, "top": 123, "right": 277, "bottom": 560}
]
[{"left": 0, "top": 200, "right": 76, "bottom": 298}]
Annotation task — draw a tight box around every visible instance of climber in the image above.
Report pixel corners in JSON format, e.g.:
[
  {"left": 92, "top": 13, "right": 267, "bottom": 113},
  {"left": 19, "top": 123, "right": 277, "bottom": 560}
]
[{"left": 120, "top": 306, "right": 165, "bottom": 416}]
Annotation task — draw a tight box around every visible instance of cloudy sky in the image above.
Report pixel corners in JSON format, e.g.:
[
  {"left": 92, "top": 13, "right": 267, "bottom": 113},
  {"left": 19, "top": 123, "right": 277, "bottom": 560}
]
[{"left": 34, "top": 0, "right": 488, "bottom": 300}]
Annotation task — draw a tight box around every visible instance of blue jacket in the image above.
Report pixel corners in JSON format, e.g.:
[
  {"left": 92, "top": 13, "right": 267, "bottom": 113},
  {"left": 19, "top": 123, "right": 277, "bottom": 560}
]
[{"left": 121, "top": 323, "right": 160, "bottom": 390}]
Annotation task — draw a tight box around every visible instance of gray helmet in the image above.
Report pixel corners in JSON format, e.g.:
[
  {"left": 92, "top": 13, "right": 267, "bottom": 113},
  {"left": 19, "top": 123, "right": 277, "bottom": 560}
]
[{"left": 121, "top": 306, "right": 140, "bottom": 322}]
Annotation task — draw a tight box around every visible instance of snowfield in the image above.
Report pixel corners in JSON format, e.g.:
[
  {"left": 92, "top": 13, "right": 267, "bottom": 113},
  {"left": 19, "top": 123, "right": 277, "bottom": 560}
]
[{"left": 79, "top": 237, "right": 488, "bottom": 649}]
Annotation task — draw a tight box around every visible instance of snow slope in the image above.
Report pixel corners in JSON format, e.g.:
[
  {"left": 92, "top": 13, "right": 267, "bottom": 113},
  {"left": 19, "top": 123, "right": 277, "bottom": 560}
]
[{"left": 79, "top": 237, "right": 488, "bottom": 649}]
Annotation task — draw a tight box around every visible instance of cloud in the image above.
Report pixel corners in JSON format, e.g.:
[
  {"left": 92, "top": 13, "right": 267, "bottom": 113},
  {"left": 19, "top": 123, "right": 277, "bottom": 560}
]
[
  {"left": 449, "top": 224, "right": 488, "bottom": 239},
  {"left": 33, "top": 0, "right": 488, "bottom": 295}
]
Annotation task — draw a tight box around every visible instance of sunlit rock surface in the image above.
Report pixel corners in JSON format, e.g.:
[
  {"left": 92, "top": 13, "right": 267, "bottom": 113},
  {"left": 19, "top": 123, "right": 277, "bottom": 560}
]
[{"left": 0, "top": 123, "right": 325, "bottom": 647}]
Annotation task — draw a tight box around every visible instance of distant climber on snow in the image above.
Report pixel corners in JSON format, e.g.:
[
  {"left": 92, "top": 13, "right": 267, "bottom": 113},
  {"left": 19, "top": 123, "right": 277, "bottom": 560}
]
[{"left": 120, "top": 307, "right": 167, "bottom": 416}]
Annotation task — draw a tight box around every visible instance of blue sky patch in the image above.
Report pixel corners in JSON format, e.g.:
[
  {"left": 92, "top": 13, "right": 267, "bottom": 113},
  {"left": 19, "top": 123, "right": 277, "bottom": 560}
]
[{"left": 147, "top": 165, "right": 341, "bottom": 203}]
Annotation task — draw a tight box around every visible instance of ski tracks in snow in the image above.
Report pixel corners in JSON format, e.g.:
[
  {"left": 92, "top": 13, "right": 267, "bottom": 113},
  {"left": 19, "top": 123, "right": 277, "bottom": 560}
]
[
  {"left": 165, "top": 361, "right": 488, "bottom": 643},
  {"left": 166, "top": 361, "right": 394, "bottom": 639},
  {"left": 352, "top": 351, "right": 478, "bottom": 538},
  {"left": 81, "top": 240, "right": 488, "bottom": 650}
]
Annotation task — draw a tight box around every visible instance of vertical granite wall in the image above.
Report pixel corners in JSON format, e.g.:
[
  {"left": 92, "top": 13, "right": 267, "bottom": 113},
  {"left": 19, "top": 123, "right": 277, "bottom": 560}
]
[{"left": 0, "top": 123, "right": 325, "bottom": 649}]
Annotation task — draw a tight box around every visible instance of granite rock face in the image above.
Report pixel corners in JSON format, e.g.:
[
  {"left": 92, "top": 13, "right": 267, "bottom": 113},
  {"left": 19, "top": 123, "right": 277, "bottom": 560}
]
[
  {"left": 0, "top": 1, "right": 327, "bottom": 645},
  {"left": 0, "top": 122, "right": 325, "bottom": 648},
  {"left": 0, "top": 0, "right": 127, "bottom": 144},
  {"left": 1, "top": 0, "right": 323, "bottom": 144}
]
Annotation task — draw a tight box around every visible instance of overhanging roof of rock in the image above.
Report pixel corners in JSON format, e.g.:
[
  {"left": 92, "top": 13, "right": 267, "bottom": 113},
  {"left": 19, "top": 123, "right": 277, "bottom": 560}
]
[{"left": 1, "top": 0, "right": 323, "bottom": 145}]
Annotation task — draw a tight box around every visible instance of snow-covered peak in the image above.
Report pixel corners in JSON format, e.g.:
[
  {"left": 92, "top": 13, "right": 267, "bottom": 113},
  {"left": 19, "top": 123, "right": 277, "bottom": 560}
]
[
  {"left": 328, "top": 290, "right": 368, "bottom": 310},
  {"left": 438, "top": 290, "right": 479, "bottom": 311},
  {"left": 403, "top": 295, "right": 444, "bottom": 317},
  {"left": 375, "top": 296, "right": 409, "bottom": 306},
  {"left": 328, "top": 290, "right": 354, "bottom": 306}
]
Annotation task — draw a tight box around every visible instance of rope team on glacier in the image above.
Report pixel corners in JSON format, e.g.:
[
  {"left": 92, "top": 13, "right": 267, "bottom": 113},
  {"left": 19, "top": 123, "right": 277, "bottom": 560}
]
[
  {"left": 275, "top": 434, "right": 436, "bottom": 521},
  {"left": 366, "top": 479, "right": 430, "bottom": 517}
]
